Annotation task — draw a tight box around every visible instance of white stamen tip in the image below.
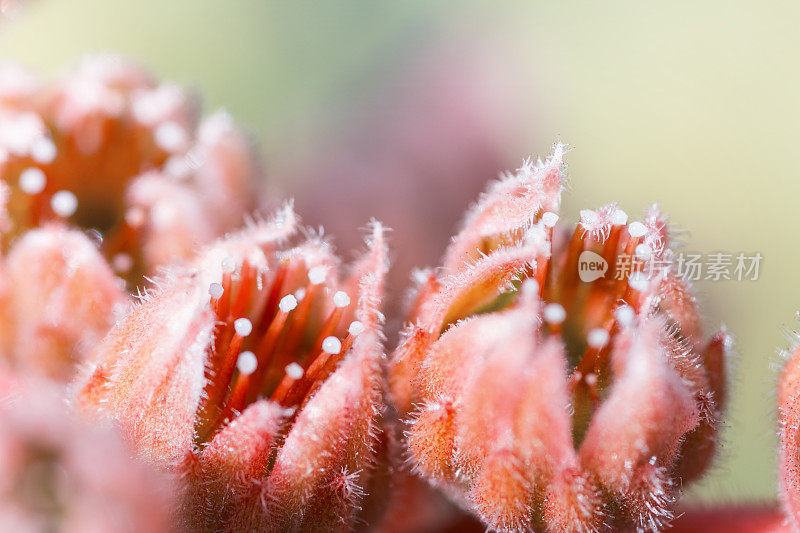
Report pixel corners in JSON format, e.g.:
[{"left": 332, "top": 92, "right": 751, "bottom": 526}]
[
  {"left": 279, "top": 294, "right": 298, "bottom": 313},
  {"left": 521, "top": 278, "right": 540, "bottom": 295},
  {"left": 587, "top": 328, "right": 610, "bottom": 349},
  {"left": 125, "top": 207, "right": 145, "bottom": 228},
  {"left": 112, "top": 253, "right": 133, "bottom": 273},
  {"left": 322, "top": 336, "right": 342, "bottom": 355},
  {"left": 221, "top": 257, "right": 236, "bottom": 273},
  {"left": 50, "top": 190, "right": 77, "bottom": 217},
  {"left": 611, "top": 209, "right": 629, "bottom": 225},
  {"left": 580, "top": 209, "right": 598, "bottom": 226},
  {"left": 541, "top": 211, "right": 559, "bottom": 228},
  {"left": 585, "top": 373, "right": 598, "bottom": 386},
  {"left": 635, "top": 243, "right": 653, "bottom": 259},
  {"left": 285, "top": 362, "right": 304, "bottom": 380},
  {"left": 31, "top": 138, "right": 56, "bottom": 163},
  {"left": 628, "top": 221, "right": 647, "bottom": 238},
  {"left": 333, "top": 291, "right": 350, "bottom": 308},
  {"left": 348, "top": 321, "right": 365, "bottom": 336},
  {"left": 294, "top": 288, "right": 306, "bottom": 302},
  {"left": 18, "top": 167, "right": 46, "bottom": 194},
  {"left": 154, "top": 121, "right": 187, "bottom": 152},
  {"left": 236, "top": 351, "right": 257, "bottom": 375},
  {"left": 308, "top": 266, "right": 327, "bottom": 285},
  {"left": 234, "top": 318, "right": 253, "bottom": 337},
  {"left": 615, "top": 305, "right": 635, "bottom": 327},
  {"left": 628, "top": 271, "right": 650, "bottom": 292},
  {"left": 208, "top": 282, "right": 224, "bottom": 300},
  {"left": 543, "top": 303, "right": 566, "bottom": 325}
]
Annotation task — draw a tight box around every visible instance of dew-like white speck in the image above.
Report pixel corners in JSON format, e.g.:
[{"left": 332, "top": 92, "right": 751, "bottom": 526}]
[
  {"left": 628, "top": 221, "right": 647, "bottom": 238},
  {"left": 50, "top": 190, "right": 77, "bottom": 217},
  {"left": 125, "top": 207, "right": 145, "bottom": 228},
  {"left": 112, "top": 253, "right": 133, "bottom": 274},
  {"left": 31, "top": 138, "right": 56, "bottom": 164},
  {"left": 627, "top": 271, "right": 650, "bottom": 292},
  {"left": 208, "top": 282, "right": 224, "bottom": 300},
  {"left": 322, "top": 336, "right": 342, "bottom": 355},
  {"left": 279, "top": 294, "right": 298, "bottom": 313},
  {"left": 308, "top": 266, "right": 327, "bottom": 285},
  {"left": 285, "top": 362, "right": 304, "bottom": 380},
  {"left": 154, "top": 122, "right": 187, "bottom": 152},
  {"left": 611, "top": 209, "right": 629, "bottom": 226},
  {"left": 587, "top": 328, "right": 610, "bottom": 349},
  {"left": 541, "top": 211, "right": 559, "bottom": 228},
  {"left": 615, "top": 305, "right": 635, "bottom": 327},
  {"left": 635, "top": 243, "right": 652, "bottom": 260},
  {"left": 585, "top": 373, "right": 598, "bottom": 386},
  {"left": 234, "top": 318, "right": 253, "bottom": 337},
  {"left": 221, "top": 257, "right": 236, "bottom": 273},
  {"left": 237, "top": 351, "right": 257, "bottom": 375},
  {"left": 543, "top": 303, "right": 566, "bottom": 325},
  {"left": 521, "top": 278, "right": 539, "bottom": 295},
  {"left": 18, "top": 167, "right": 46, "bottom": 194},
  {"left": 348, "top": 321, "right": 365, "bottom": 336},
  {"left": 333, "top": 291, "right": 350, "bottom": 308}
]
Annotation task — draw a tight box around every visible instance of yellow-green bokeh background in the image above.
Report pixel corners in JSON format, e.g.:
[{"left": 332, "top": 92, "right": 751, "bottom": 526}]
[{"left": 3, "top": 0, "right": 798, "bottom": 505}]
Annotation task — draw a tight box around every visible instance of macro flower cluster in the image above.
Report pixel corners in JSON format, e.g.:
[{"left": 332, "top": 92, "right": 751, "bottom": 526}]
[{"left": 0, "top": 54, "right": 797, "bottom": 533}]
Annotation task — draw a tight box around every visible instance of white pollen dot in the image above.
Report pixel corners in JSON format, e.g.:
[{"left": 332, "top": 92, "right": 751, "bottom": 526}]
[
  {"left": 541, "top": 211, "right": 559, "bottom": 228},
  {"left": 521, "top": 278, "right": 540, "bottom": 295},
  {"left": 31, "top": 138, "right": 57, "bottom": 163},
  {"left": 236, "top": 351, "right": 257, "bottom": 375},
  {"left": 50, "top": 190, "right": 77, "bottom": 217},
  {"left": 294, "top": 288, "right": 306, "bottom": 302},
  {"left": 611, "top": 209, "right": 629, "bottom": 225},
  {"left": 580, "top": 209, "right": 598, "bottom": 226},
  {"left": 112, "top": 253, "right": 133, "bottom": 273},
  {"left": 543, "top": 303, "right": 566, "bottom": 325},
  {"left": 628, "top": 221, "right": 647, "bottom": 238},
  {"left": 154, "top": 122, "right": 187, "bottom": 152},
  {"left": 628, "top": 271, "right": 650, "bottom": 292},
  {"left": 125, "top": 207, "right": 145, "bottom": 228},
  {"left": 18, "top": 167, "right": 46, "bottom": 194},
  {"left": 308, "top": 266, "right": 327, "bottom": 285},
  {"left": 285, "top": 362, "right": 304, "bottom": 380},
  {"left": 234, "top": 318, "right": 253, "bottom": 337},
  {"left": 333, "top": 291, "right": 350, "bottom": 308},
  {"left": 221, "top": 257, "right": 236, "bottom": 273},
  {"left": 587, "top": 328, "right": 610, "bottom": 349},
  {"left": 585, "top": 373, "right": 598, "bottom": 386},
  {"left": 322, "top": 336, "right": 342, "bottom": 355},
  {"left": 208, "top": 282, "right": 224, "bottom": 300},
  {"left": 348, "top": 321, "right": 365, "bottom": 336},
  {"left": 279, "top": 294, "right": 298, "bottom": 313},
  {"left": 635, "top": 243, "right": 653, "bottom": 259},
  {"left": 615, "top": 305, "right": 635, "bottom": 327}
]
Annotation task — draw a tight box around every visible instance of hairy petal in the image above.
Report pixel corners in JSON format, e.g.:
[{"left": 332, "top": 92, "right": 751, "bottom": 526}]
[{"left": 1, "top": 225, "right": 127, "bottom": 380}]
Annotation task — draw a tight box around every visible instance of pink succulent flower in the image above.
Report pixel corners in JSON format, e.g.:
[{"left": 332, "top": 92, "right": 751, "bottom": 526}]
[
  {"left": 390, "top": 145, "right": 729, "bottom": 532},
  {"left": 777, "top": 342, "right": 800, "bottom": 529},
  {"left": 0, "top": 52, "right": 759, "bottom": 532},
  {"left": 0, "top": 56, "right": 259, "bottom": 381},
  {"left": 0, "top": 371, "right": 176, "bottom": 532},
  {"left": 77, "top": 205, "right": 391, "bottom": 531},
  {"left": 0, "top": 55, "right": 257, "bottom": 280}
]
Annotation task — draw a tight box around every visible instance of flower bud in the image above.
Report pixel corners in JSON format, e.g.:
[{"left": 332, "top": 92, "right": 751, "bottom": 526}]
[
  {"left": 391, "top": 145, "right": 729, "bottom": 531},
  {"left": 78, "top": 209, "right": 390, "bottom": 531}
]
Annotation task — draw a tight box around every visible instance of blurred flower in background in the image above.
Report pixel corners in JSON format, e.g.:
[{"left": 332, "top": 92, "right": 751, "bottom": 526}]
[{"left": 288, "top": 35, "right": 532, "bottom": 321}]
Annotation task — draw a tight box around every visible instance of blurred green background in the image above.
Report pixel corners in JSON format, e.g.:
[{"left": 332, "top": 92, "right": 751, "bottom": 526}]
[{"left": 3, "top": 0, "right": 798, "bottom": 505}]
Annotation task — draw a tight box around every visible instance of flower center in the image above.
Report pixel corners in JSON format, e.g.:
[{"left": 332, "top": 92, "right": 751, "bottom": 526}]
[{"left": 194, "top": 260, "right": 362, "bottom": 444}]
